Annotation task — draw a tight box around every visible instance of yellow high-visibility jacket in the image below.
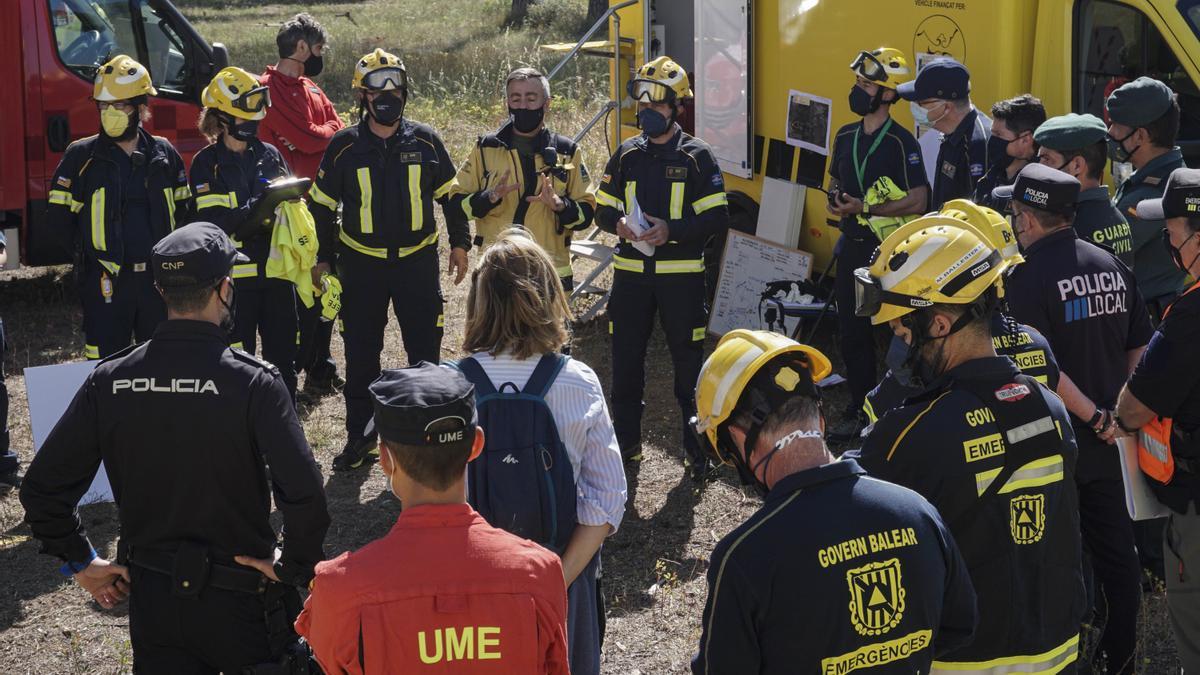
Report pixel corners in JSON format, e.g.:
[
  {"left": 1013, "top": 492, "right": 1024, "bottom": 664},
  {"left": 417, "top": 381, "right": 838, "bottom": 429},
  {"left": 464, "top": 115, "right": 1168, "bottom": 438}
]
[{"left": 448, "top": 122, "right": 595, "bottom": 278}]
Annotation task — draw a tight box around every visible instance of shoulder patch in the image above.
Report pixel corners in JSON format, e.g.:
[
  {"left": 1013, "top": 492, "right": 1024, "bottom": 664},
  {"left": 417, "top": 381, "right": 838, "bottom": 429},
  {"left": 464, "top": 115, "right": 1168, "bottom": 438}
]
[
  {"left": 907, "top": 152, "right": 921, "bottom": 165},
  {"left": 711, "top": 171, "right": 725, "bottom": 187},
  {"left": 196, "top": 183, "right": 210, "bottom": 194},
  {"left": 230, "top": 348, "right": 280, "bottom": 375},
  {"left": 56, "top": 176, "right": 72, "bottom": 188},
  {"left": 579, "top": 162, "right": 590, "bottom": 181},
  {"left": 969, "top": 163, "right": 984, "bottom": 177},
  {"left": 601, "top": 173, "right": 612, "bottom": 185}
]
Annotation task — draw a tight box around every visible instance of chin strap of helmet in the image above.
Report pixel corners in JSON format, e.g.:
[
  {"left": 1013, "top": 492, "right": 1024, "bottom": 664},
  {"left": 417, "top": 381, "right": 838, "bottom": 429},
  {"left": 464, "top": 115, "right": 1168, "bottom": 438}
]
[
  {"left": 714, "top": 354, "right": 823, "bottom": 497},
  {"left": 900, "top": 288, "right": 999, "bottom": 389}
]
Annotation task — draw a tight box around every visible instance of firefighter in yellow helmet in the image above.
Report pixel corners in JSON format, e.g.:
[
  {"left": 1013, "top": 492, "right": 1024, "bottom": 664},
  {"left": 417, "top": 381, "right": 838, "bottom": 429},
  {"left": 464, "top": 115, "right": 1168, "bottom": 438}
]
[
  {"left": 846, "top": 218, "right": 1086, "bottom": 673},
  {"left": 447, "top": 67, "right": 596, "bottom": 289},
  {"left": 307, "top": 48, "right": 471, "bottom": 471},
  {"left": 690, "top": 330, "right": 976, "bottom": 673},
  {"left": 593, "top": 55, "right": 729, "bottom": 474},
  {"left": 190, "top": 66, "right": 303, "bottom": 398},
  {"left": 862, "top": 200, "right": 1062, "bottom": 425},
  {"left": 826, "top": 47, "right": 929, "bottom": 442},
  {"left": 46, "top": 55, "right": 193, "bottom": 359}
]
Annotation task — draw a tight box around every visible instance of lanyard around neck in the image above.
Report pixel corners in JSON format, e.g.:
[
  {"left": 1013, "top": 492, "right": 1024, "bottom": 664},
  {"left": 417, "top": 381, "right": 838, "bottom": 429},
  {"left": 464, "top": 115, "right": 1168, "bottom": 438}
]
[{"left": 852, "top": 117, "right": 893, "bottom": 192}]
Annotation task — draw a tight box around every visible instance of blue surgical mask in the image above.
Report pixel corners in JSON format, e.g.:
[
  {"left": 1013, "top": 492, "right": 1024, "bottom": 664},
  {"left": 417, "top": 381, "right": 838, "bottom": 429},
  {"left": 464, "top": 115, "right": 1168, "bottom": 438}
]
[{"left": 885, "top": 334, "right": 917, "bottom": 388}]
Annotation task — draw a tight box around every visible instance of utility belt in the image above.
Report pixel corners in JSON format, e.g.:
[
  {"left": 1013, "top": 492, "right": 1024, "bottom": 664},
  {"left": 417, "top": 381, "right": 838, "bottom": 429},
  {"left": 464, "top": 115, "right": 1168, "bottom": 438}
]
[
  {"left": 128, "top": 543, "right": 266, "bottom": 596},
  {"left": 129, "top": 543, "right": 317, "bottom": 674}
]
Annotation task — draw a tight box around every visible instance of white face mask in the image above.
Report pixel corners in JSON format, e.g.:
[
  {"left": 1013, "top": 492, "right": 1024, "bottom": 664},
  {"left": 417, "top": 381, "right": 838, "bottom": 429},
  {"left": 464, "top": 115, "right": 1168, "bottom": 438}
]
[{"left": 911, "top": 100, "right": 947, "bottom": 127}]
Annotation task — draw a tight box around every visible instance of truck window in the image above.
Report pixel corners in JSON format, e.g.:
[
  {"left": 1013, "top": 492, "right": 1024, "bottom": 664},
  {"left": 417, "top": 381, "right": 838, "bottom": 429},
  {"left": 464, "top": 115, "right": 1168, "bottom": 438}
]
[
  {"left": 49, "top": 0, "right": 191, "bottom": 97},
  {"left": 1077, "top": 0, "right": 1200, "bottom": 143},
  {"left": 50, "top": 0, "right": 138, "bottom": 76}
]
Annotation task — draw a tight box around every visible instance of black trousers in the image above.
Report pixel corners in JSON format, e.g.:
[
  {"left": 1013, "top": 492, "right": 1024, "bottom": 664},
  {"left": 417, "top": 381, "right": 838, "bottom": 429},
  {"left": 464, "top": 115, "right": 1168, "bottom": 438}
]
[
  {"left": 1079, "top": 470, "right": 1141, "bottom": 675},
  {"left": 0, "top": 317, "right": 12, "bottom": 473},
  {"left": 833, "top": 234, "right": 878, "bottom": 408},
  {"left": 339, "top": 248, "right": 443, "bottom": 438},
  {"left": 230, "top": 277, "right": 298, "bottom": 399},
  {"left": 608, "top": 269, "right": 706, "bottom": 459},
  {"left": 295, "top": 293, "right": 337, "bottom": 383},
  {"left": 129, "top": 565, "right": 273, "bottom": 674},
  {"left": 79, "top": 261, "right": 165, "bottom": 359}
]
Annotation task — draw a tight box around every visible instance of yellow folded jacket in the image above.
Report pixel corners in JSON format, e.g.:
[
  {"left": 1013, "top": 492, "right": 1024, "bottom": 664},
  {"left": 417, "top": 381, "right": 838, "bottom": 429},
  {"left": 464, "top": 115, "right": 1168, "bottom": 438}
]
[{"left": 266, "top": 200, "right": 319, "bottom": 307}]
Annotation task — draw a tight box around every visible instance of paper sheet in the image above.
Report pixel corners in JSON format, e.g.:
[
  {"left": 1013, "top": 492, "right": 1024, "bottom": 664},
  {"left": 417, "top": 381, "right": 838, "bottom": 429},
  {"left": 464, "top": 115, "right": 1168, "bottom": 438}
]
[
  {"left": 626, "top": 195, "right": 656, "bottom": 257},
  {"left": 1117, "top": 438, "right": 1169, "bottom": 521},
  {"left": 25, "top": 361, "right": 112, "bottom": 504}
]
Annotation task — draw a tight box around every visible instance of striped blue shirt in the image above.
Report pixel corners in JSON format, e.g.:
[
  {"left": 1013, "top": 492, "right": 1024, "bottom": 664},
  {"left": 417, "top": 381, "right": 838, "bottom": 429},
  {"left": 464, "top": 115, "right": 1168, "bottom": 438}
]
[{"left": 469, "top": 352, "right": 628, "bottom": 533}]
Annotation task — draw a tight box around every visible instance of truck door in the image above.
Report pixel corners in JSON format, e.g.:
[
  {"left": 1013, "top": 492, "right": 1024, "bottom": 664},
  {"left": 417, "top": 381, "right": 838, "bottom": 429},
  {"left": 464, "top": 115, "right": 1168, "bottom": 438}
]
[
  {"left": 1075, "top": 0, "right": 1200, "bottom": 164},
  {"left": 695, "top": 0, "right": 752, "bottom": 179},
  {"left": 30, "top": 0, "right": 218, "bottom": 264}
]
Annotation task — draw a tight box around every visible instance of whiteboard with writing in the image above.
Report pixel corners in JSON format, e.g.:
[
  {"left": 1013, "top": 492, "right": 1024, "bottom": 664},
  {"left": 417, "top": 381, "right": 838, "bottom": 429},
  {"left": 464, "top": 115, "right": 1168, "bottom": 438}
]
[{"left": 709, "top": 229, "right": 815, "bottom": 337}]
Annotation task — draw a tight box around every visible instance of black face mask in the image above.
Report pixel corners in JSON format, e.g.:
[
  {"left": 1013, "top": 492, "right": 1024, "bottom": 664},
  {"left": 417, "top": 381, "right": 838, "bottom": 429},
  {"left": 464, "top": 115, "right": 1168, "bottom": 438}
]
[
  {"left": 218, "top": 281, "right": 237, "bottom": 336},
  {"left": 637, "top": 107, "right": 672, "bottom": 137},
  {"left": 304, "top": 54, "right": 323, "bottom": 78},
  {"left": 988, "top": 135, "right": 1015, "bottom": 169},
  {"left": 509, "top": 106, "right": 545, "bottom": 134},
  {"left": 227, "top": 119, "right": 259, "bottom": 143},
  {"left": 848, "top": 85, "right": 883, "bottom": 116},
  {"left": 1108, "top": 129, "right": 1140, "bottom": 164},
  {"left": 1163, "top": 228, "right": 1200, "bottom": 271},
  {"left": 369, "top": 91, "right": 405, "bottom": 126}
]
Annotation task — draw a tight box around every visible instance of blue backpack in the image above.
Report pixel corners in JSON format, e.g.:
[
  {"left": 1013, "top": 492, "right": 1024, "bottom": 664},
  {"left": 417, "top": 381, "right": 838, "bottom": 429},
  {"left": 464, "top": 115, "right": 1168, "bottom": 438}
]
[{"left": 455, "top": 354, "right": 578, "bottom": 553}]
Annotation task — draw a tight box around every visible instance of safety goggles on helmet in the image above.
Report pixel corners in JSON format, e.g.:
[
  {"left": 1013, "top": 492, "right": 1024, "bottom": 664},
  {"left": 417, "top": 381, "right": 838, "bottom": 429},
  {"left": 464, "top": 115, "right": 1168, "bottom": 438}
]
[
  {"left": 231, "top": 86, "right": 271, "bottom": 115},
  {"left": 853, "top": 267, "right": 935, "bottom": 318},
  {"left": 850, "top": 51, "right": 888, "bottom": 83},
  {"left": 627, "top": 79, "right": 676, "bottom": 104},
  {"left": 361, "top": 67, "right": 408, "bottom": 91}
]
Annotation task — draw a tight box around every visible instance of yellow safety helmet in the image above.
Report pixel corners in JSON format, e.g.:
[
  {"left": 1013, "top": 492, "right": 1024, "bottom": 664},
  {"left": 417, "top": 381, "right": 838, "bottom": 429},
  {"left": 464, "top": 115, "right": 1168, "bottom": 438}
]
[
  {"left": 351, "top": 48, "right": 408, "bottom": 91},
  {"left": 850, "top": 47, "right": 913, "bottom": 90},
  {"left": 693, "top": 329, "right": 831, "bottom": 466},
  {"left": 940, "top": 199, "right": 1023, "bottom": 267},
  {"left": 854, "top": 217, "right": 1009, "bottom": 326},
  {"left": 628, "top": 55, "right": 693, "bottom": 104},
  {"left": 93, "top": 55, "right": 156, "bottom": 102},
  {"left": 201, "top": 67, "right": 270, "bottom": 121}
]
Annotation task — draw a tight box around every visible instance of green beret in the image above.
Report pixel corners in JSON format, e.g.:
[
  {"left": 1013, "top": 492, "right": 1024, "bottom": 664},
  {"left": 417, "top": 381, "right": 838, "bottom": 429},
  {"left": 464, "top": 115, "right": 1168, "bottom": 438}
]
[
  {"left": 1034, "top": 113, "right": 1109, "bottom": 151},
  {"left": 1106, "top": 76, "right": 1175, "bottom": 127}
]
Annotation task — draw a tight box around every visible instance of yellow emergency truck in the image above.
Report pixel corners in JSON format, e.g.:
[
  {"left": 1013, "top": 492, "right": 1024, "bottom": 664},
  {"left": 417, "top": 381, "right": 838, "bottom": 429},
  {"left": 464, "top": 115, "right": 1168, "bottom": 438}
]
[{"left": 558, "top": 0, "right": 1200, "bottom": 269}]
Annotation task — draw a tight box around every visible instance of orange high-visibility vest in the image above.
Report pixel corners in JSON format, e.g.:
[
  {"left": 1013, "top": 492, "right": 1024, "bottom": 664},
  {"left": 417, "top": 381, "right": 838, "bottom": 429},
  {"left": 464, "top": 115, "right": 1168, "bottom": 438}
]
[{"left": 1138, "top": 280, "right": 1200, "bottom": 485}]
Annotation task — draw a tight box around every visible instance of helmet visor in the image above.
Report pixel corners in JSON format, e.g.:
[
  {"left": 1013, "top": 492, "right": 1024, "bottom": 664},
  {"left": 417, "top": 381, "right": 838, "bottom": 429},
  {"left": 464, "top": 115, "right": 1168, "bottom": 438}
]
[
  {"left": 850, "top": 51, "right": 887, "bottom": 83},
  {"left": 232, "top": 86, "right": 271, "bottom": 114},
  {"left": 628, "top": 79, "right": 676, "bottom": 104},
  {"left": 362, "top": 67, "right": 408, "bottom": 91},
  {"left": 853, "top": 267, "right": 884, "bottom": 318}
]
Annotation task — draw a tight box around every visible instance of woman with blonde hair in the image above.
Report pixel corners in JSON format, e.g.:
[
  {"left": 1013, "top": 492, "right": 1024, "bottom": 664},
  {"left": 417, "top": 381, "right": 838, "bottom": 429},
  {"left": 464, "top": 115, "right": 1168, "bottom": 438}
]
[{"left": 460, "top": 230, "right": 626, "bottom": 675}]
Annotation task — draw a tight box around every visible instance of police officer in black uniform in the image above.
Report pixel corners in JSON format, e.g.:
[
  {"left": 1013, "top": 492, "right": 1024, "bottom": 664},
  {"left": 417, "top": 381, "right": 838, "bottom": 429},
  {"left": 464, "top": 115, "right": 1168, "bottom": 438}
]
[
  {"left": 825, "top": 47, "right": 928, "bottom": 441},
  {"left": 191, "top": 66, "right": 300, "bottom": 398},
  {"left": 307, "top": 49, "right": 471, "bottom": 471},
  {"left": 690, "top": 330, "right": 976, "bottom": 674},
  {"left": 1034, "top": 113, "right": 1134, "bottom": 266},
  {"left": 850, "top": 215, "right": 1086, "bottom": 672},
  {"left": 20, "top": 222, "right": 330, "bottom": 673},
  {"left": 46, "top": 55, "right": 193, "bottom": 360},
  {"left": 1117, "top": 167, "right": 1200, "bottom": 671},
  {"left": 897, "top": 59, "right": 993, "bottom": 211},
  {"left": 593, "top": 56, "right": 728, "bottom": 471},
  {"left": 997, "top": 163, "right": 1152, "bottom": 675}
]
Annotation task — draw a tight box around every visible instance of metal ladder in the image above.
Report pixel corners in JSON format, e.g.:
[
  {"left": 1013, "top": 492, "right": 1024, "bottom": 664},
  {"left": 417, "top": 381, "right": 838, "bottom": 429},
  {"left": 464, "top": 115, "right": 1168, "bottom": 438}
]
[{"left": 542, "top": 0, "right": 639, "bottom": 322}]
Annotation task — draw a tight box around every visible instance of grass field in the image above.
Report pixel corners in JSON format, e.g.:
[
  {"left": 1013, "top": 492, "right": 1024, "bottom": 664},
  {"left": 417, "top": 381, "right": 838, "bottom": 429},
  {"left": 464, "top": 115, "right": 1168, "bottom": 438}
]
[{"left": 0, "top": 0, "right": 1184, "bottom": 672}]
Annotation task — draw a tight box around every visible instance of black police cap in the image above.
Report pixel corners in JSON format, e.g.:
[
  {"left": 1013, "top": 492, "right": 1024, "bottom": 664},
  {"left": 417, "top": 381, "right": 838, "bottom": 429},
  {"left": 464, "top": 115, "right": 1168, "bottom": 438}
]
[
  {"left": 992, "top": 163, "right": 1080, "bottom": 216},
  {"left": 896, "top": 59, "right": 970, "bottom": 102},
  {"left": 152, "top": 222, "right": 249, "bottom": 288},
  {"left": 1136, "top": 167, "right": 1200, "bottom": 220},
  {"left": 369, "top": 362, "right": 477, "bottom": 447}
]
